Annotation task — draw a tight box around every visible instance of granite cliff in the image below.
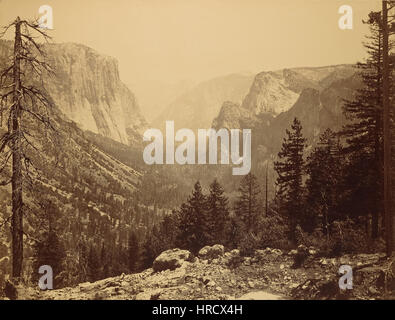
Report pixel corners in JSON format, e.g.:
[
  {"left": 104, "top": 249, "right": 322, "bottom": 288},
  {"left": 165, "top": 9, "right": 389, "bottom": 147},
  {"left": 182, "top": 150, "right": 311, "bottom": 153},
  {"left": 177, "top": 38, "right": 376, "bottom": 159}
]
[{"left": 0, "top": 40, "right": 147, "bottom": 145}]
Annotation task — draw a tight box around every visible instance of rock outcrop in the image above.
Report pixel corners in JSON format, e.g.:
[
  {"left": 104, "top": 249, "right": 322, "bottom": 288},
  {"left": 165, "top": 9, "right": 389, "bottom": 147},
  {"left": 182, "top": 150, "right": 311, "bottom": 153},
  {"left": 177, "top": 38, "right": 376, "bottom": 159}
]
[
  {"left": 152, "top": 248, "right": 194, "bottom": 272},
  {"left": 241, "top": 71, "right": 300, "bottom": 116},
  {"left": 212, "top": 65, "right": 361, "bottom": 174},
  {"left": 198, "top": 245, "right": 225, "bottom": 260},
  {"left": 0, "top": 40, "right": 147, "bottom": 145}
]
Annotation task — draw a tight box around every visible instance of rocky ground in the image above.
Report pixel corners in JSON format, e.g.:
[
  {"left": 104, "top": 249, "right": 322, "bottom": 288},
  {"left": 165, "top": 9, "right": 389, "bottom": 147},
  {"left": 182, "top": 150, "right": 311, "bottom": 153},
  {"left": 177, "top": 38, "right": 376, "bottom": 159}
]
[{"left": 6, "top": 245, "right": 395, "bottom": 300}]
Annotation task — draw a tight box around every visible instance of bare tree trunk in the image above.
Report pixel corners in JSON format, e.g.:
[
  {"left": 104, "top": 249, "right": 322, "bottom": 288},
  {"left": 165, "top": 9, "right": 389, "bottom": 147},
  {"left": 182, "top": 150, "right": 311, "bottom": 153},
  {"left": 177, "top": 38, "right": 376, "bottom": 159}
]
[
  {"left": 373, "top": 31, "right": 382, "bottom": 240},
  {"left": 382, "top": 1, "right": 393, "bottom": 256},
  {"left": 11, "top": 17, "right": 23, "bottom": 279}
]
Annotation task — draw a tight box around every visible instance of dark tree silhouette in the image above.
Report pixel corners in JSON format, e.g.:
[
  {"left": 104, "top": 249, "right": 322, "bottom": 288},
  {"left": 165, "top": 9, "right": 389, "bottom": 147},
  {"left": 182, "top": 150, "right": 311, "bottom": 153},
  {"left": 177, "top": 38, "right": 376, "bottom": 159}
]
[
  {"left": 0, "top": 17, "right": 54, "bottom": 279},
  {"left": 274, "top": 117, "right": 306, "bottom": 242},
  {"left": 340, "top": 7, "right": 393, "bottom": 240},
  {"left": 177, "top": 181, "right": 208, "bottom": 254},
  {"left": 205, "top": 179, "right": 229, "bottom": 245},
  {"left": 305, "top": 129, "right": 343, "bottom": 234},
  {"left": 234, "top": 172, "right": 262, "bottom": 235}
]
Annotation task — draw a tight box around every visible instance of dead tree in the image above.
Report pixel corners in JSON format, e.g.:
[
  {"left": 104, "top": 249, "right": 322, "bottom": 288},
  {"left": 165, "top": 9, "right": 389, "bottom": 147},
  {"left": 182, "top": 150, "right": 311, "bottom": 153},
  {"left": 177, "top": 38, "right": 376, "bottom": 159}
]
[{"left": 0, "top": 17, "right": 54, "bottom": 280}]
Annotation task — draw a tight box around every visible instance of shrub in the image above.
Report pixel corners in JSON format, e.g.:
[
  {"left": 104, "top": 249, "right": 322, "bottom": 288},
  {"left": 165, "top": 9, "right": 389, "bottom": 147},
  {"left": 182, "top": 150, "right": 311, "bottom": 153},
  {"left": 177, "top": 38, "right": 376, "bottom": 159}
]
[
  {"left": 295, "top": 218, "right": 371, "bottom": 257},
  {"left": 330, "top": 219, "right": 369, "bottom": 256},
  {"left": 259, "top": 215, "right": 290, "bottom": 250},
  {"left": 239, "top": 232, "right": 259, "bottom": 257}
]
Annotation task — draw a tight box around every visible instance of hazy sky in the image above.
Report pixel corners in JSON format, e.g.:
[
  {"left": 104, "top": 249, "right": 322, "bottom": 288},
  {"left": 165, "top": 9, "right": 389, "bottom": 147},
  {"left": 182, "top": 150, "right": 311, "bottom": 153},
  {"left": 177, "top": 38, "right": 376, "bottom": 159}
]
[{"left": 0, "top": 0, "right": 382, "bottom": 116}]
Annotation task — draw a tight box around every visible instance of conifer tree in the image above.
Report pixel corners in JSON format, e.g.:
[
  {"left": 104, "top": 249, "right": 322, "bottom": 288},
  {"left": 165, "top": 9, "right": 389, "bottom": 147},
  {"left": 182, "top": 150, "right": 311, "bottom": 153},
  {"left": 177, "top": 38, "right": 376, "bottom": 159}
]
[
  {"left": 33, "top": 229, "right": 66, "bottom": 288},
  {"left": 205, "top": 179, "right": 229, "bottom": 245},
  {"left": 140, "top": 226, "right": 163, "bottom": 269},
  {"left": 127, "top": 230, "right": 140, "bottom": 273},
  {"left": 274, "top": 117, "right": 306, "bottom": 241},
  {"left": 305, "top": 129, "right": 343, "bottom": 234},
  {"left": 177, "top": 181, "right": 208, "bottom": 254},
  {"left": 234, "top": 173, "right": 262, "bottom": 234},
  {"left": 160, "top": 213, "right": 179, "bottom": 249},
  {"left": 340, "top": 10, "right": 393, "bottom": 238},
  {"left": 100, "top": 242, "right": 110, "bottom": 279},
  {"left": 87, "top": 244, "right": 101, "bottom": 282},
  {"left": 0, "top": 17, "right": 55, "bottom": 279}
]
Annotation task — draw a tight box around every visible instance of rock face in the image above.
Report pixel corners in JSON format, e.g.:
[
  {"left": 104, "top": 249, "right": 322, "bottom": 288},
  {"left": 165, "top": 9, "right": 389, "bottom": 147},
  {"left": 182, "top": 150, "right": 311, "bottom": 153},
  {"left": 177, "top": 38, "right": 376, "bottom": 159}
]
[
  {"left": 241, "top": 71, "right": 300, "bottom": 116},
  {"left": 212, "top": 64, "right": 361, "bottom": 177},
  {"left": 46, "top": 43, "right": 147, "bottom": 145},
  {"left": 152, "top": 248, "right": 194, "bottom": 272},
  {"left": 0, "top": 40, "right": 147, "bottom": 145},
  {"left": 214, "top": 65, "right": 357, "bottom": 131}
]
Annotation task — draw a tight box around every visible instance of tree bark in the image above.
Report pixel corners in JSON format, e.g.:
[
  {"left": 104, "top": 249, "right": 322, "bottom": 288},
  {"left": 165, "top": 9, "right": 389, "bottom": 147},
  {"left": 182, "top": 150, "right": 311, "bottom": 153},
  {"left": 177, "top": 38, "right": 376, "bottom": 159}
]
[{"left": 11, "top": 17, "right": 23, "bottom": 279}]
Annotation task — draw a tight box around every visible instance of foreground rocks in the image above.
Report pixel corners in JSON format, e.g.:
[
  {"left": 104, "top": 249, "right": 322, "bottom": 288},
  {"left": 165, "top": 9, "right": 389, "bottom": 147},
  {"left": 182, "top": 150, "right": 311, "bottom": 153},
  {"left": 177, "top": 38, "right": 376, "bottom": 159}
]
[
  {"left": 4, "top": 245, "right": 394, "bottom": 300},
  {"left": 198, "top": 245, "right": 225, "bottom": 260},
  {"left": 153, "top": 249, "right": 194, "bottom": 272}
]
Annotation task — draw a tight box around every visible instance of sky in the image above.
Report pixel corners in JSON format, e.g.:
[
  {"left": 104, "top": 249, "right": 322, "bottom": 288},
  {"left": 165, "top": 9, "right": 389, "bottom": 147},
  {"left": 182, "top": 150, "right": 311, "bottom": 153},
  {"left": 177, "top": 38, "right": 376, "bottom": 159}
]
[{"left": 0, "top": 0, "right": 383, "bottom": 118}]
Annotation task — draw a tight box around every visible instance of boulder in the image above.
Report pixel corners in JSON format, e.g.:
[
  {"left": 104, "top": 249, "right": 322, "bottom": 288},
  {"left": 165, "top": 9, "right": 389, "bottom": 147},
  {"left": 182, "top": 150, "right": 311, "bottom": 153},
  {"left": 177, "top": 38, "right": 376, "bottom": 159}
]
[
  {"left": 153, "top": 249, "right": 193, "bottom": 272},
  {"left": 262, "top": 247, "right": 283, "bottom": 256},
  {"left": 254, "top": 248, "right": 283, "bottom": 263},
  {"left": 198, "top": 245, "right": 225, "bottom": 260},
  {"left": 224, "top": 249, "right": 242, "bottom": 268}
]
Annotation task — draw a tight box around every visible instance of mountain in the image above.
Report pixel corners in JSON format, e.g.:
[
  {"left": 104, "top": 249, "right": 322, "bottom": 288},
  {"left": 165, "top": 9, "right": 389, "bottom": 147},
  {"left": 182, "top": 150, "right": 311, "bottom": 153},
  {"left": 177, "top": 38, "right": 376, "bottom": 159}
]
[
  {"left": 153, "top": 73, "right": 254, "bottom": 130},
  {"left": 211, "top": 65, "right": 360, "bottom": 201},
  {"left": 0, "top": 40, "right": 148, "bottom": 145},
  {"left": 213, "top": 65, "right": 359, "bottom": 147}
]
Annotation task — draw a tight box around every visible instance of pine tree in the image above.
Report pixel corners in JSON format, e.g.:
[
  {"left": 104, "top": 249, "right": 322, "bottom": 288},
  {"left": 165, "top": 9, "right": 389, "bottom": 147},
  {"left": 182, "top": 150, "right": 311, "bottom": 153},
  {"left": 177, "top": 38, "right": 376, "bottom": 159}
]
[
  {"left": 340, "top": 10, "right": 393, "bottom": 239},
  {"left": 177, "top": 181, "right": 208, "bottom": 254},
  {"left": 234, "top": 173, "right": 262, "bottom": 234},
  {"left": 205, "top": 179, "right": 229, "bottom": 245},
  {"left": 225, "top": 215, "right": 242, "bottom": 249},
  {"left": 140, "top": 227, "right": 163, "bottom": 269},
  {"left": 381, "top": 0, "right": 394, "bottom": 256},
  {"left": 305, "top": 129, "right": 343, "bottom": 234},
  {"left": 274, "top": 117, "right": 306, "bottom": 241},
  {"left": 77, "top": 239, "right": 89, "bottom": 282},
  {"left": 0, "top": 17, "right": 55, "bottom": 279},
  {"left": 159, "top": 212, "right": 179, "bottom": 249},
  {"left": 100, "top": 242, "right": 110, "bottom": 279},
  {"left": 127, "top": 231, "right": 140, "bottom": 273},
  {"left": 87, "top": 244, "right": 101, "bottom": 282},
  {"left": 32, "top": 199, "right": 66, "bottom": 288},
  {"left": 33, "top": 230, "right": 66, "bottom": 289}
]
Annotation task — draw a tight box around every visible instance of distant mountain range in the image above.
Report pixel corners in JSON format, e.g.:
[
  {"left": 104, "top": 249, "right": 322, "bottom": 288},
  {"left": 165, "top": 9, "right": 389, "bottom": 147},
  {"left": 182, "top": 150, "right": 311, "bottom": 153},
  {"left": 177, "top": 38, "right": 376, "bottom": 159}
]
[
  {"left": 213, "top": 64, "right": 359, "bottom": 151},
  {"left": 209, "top": 64, "right": 361, "bottom": 202},
  {"left": 153, "top": 73, "right": 254, "bottom": 130}
]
